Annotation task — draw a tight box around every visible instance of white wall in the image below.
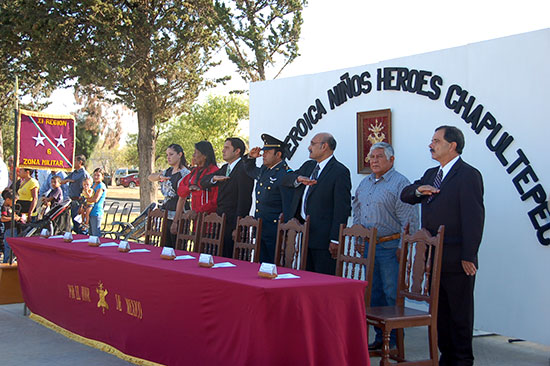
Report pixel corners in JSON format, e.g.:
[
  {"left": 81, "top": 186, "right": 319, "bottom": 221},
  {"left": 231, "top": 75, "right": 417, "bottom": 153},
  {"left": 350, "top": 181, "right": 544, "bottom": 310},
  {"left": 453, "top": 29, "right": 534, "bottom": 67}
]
[{"left": 250, "top": 29, "right": 550, "bottom": 345}]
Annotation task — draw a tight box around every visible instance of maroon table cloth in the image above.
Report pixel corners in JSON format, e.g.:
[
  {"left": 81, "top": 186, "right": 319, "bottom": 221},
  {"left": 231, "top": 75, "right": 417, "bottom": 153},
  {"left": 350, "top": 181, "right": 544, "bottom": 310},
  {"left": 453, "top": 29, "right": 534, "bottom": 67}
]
[{"left": 9, "top": 236, "right": 370, "bottom": 366}]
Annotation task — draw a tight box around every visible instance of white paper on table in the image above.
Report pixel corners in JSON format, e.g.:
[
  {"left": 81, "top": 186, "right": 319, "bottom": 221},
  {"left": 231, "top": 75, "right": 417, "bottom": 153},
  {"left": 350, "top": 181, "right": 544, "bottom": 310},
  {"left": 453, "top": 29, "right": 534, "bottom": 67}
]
[
  {"left": 128, "top": 249, "right": 151, "bottom": 253},
  {"left": 49, "top": 235, "right": 64, "bottom": 239},
  {"left": 212, "top": 262, "right": 236, "bottom": 268},
  {"left": 198, "top": 253, "right": 214, "bottom": 265},
  {"left": 99, "top": 242, "right": 119, "bottom": 248},
  {"left": 274, "top": 273, "right": 301, "bottom": 280},
  {"left": 174, "top": 255, "right": 195, "bottom": 260},
  {"left": 40, "top": 229, "right": 50, "bottom": 237},
  {"left": 71, "top": 238, "right": 89, "bottom": 243},
  {"left": 259, "top": 262, "right": 277, "bottom": 276},
  {"left": 118, "top": 241, "right": 130, "bottom": 250},
  {"left": 161, "top": 247, "right": 176, "bottom": 257},
  {"left": 63, "top": 232, "right": 73, "bottom": 241}
]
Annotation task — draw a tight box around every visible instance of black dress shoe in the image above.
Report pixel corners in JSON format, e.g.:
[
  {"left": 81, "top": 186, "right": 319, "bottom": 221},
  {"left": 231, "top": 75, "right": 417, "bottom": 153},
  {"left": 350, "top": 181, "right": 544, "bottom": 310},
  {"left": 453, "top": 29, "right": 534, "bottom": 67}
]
[{"left": 368, "top": 341, "right": 383, "bottom": 350}]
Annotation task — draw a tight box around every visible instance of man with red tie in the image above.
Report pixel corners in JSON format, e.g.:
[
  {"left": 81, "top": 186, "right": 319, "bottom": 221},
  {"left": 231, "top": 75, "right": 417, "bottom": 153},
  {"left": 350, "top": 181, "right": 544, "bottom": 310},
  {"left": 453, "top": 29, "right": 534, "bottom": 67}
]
[{"left": 401, "top": 125, "right": 485, "bottom": 366}]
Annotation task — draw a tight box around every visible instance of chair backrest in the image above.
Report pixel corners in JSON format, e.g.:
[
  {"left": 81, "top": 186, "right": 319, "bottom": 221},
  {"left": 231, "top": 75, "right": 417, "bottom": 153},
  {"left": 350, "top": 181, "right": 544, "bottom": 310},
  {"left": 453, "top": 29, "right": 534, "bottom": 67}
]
[
  {"left": 274, "top": 216, "right": 309, "bottom": 270},
  {"left": 233, "top": 216, "right": 262, "bottom": 262},
  {"left": 144, "top": 208, "right": 168, "bottom": 247},
  {"left": 335, "top": 223, "right": 377, "bottom": 307},
  {"left": 175, "top": 210, "right": 202, "bottom": 252},
  {"left": 397, "top": 225, "right": 445, "bottom": 312},
  {"left": 198, "top": 212, "right": 225, "bottom": 256},
  {"left": 102, "top": 201, "right": 120, "bottom": 231}
]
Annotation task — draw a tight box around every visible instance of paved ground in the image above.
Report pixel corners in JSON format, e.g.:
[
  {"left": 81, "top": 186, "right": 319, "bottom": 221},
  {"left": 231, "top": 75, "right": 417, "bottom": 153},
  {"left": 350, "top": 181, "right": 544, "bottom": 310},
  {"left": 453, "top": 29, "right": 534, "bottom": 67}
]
[{"left": 1, "top": 302, "right": 548, "bottom": 365}]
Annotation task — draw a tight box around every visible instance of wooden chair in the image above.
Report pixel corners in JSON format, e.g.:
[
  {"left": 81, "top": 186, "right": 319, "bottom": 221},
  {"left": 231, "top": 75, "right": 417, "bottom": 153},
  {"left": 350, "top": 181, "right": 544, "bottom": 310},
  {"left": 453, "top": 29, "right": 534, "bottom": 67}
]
[
  {"left": 232, "top": 216, "right": 262, "bottom": 262},
  {"left": 175, "top": 210, "right": 202, "bottom": 252},
  {"left": 144, "top": 208, "right": 168, "bottom": 247},
  {"left": 366, "top": 225, "right": 445, "bottom": 366},
  {"left": 335, "top": 223, "right": 377, "bottom": 307},
  {"left": 274, "top": 216, "right": 309, "bottom": 270},
  {"left": 197, "top": 212, "right": 225, "bottom": 256}
]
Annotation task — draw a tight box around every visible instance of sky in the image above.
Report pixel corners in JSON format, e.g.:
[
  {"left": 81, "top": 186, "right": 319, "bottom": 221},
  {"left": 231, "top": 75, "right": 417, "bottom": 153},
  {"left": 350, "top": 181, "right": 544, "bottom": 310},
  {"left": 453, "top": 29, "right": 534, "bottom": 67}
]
[{"left": 44, "top": 0, "right": 550, "bottom": 142}]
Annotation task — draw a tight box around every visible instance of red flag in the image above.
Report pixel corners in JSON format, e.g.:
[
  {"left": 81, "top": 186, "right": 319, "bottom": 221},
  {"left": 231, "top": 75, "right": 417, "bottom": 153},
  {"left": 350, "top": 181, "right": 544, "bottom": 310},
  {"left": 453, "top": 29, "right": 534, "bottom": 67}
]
[{"left": 18, "top": 109, "right": 75, "bottom": 171}]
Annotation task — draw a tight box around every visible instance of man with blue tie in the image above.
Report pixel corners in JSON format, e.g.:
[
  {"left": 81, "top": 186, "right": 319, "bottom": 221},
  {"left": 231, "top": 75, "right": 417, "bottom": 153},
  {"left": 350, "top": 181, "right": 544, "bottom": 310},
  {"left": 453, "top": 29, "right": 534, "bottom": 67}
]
[
  {"left": 401, "top": 126, "right": 484, "bottom": 366},
  {"left": 283, "top": 132, "right": 351, "bottom": 275},
  {"left": 202, "top": 138, "right": 254, "bottom": 258},
  {"left": 245, "top": 134, "right": 293, "bottom": 263}
]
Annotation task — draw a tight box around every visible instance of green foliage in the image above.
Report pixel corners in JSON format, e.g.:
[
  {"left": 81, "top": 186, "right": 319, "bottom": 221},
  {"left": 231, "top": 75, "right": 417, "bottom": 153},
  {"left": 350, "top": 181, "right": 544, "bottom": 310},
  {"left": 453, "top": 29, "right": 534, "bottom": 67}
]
[
  {"left": 0, "top": 0, "right": 224, "bottom": 207},
  {"left": 216, "top": 0, "right": 307, "bottom": 81},
  {"left": 74, "top": 113, "right": 100, "bottom": 160},
  {"left": 89, "top": 140, "right": 126, "bottom": 176},
  {"left": 156, "top": 95, "right": 249, "bottom": 166},
  {"left": 122, "top": 133, "right": 140, "bottom": 168}
]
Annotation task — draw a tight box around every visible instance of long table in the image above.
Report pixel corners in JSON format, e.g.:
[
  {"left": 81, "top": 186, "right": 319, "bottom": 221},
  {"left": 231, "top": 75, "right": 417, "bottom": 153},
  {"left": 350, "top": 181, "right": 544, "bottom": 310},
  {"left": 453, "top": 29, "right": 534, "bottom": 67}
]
[{"left": 9, "top": 236, "right": 370, "bottom": 366}]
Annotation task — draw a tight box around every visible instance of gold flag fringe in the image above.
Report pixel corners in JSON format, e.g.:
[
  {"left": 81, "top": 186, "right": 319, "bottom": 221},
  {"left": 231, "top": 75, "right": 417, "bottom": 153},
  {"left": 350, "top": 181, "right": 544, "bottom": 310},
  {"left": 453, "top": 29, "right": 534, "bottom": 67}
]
[{"left": 29, "top": 313, "right": 165, "bottom": 366}]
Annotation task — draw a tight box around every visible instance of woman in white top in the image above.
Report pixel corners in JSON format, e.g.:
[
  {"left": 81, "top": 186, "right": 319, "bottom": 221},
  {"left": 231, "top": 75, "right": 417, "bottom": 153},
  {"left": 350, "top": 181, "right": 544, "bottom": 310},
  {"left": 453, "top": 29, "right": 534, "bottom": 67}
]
[{"left": 148, "top": 143, "right": 190, "bottom": 248}]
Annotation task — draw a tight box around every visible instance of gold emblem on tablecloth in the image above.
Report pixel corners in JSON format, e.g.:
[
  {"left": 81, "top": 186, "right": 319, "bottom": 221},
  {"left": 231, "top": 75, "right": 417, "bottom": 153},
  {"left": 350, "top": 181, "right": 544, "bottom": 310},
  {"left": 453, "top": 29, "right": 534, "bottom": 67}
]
[{"left": 96, "top": 281, "right": 109, "bottom": 314}]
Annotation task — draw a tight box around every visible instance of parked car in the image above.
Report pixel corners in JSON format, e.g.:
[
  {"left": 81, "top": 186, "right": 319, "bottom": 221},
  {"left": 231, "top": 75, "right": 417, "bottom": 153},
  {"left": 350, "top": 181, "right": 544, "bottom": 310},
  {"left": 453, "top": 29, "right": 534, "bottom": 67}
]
[
  {"left": 103, "top": 173, "right": 112, "bottom": 186},
  {"left": 114, "top": 168, "right": 138, "bottom": 186},
  {"left": 119, "top": 173, "right": 140, "bottom": 188}
]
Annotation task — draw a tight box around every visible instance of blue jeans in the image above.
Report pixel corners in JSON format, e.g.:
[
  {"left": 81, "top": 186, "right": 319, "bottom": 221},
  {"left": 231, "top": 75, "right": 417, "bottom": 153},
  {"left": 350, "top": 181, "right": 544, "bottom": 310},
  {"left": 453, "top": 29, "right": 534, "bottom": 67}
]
[
  {"left": 368, "top": 240, "right": 400, "bottom": 345},
  {"left": 3, "top": 228, "right": 17, "bottom": 263},
  {"left": 89, "top": 215, "right": 102, "bottom": 237}
]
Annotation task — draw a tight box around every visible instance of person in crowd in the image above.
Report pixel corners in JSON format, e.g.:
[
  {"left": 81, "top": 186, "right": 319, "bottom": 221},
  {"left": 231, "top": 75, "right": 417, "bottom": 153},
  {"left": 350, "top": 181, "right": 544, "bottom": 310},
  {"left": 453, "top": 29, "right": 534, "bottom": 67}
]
[
  {"left": 282, "top": 132, "right": 351, "bottom": 275},
  {"left": 1, "top": 190, "right": 21, "bottom": 263},
  {"left": 6, "top": 156, "right": 15, "bottom": 189},
  {"left": 87, "top": 168, "right": 107, "bottom": 237},
  {"left": 148, "top": 143, "right": 190, "bottom": 248},
  {"left": 17, "top": 168, "right": 39, "bottom": 222},
  {"left": 62, "top": 155, "right": 91, "bottom": 234},
  {"left": 201, "top": 138, "right": 253, "bottom": 258},
  {"left": 0, "top": 157, "right": 9, "bottom": 208},
  {"left": 170, "top": 141, "right": 219, "bottom": 235},
  {"left": 0, "top": 157, "right": 9, "bottom": 193},
  {"left": 37, "top": 175, "right": 64, "bottom": 219},
  {"left": 401, "top": 125, "right": 484, "bottom": 366},
  {"left": 244, "top": 134, "right": 294, "bottom": 263},
  {"left": 79, "top": 177, "right": 95, "bottom": 229},
  {"left": 35, "top": 169, "right": 50, "bottom": 196},
  {"left": 352, "top": 142, "right": 419, "bottom": 351},
  {"left": 40, "top": 170, "right": 68, "bottom": 199}
]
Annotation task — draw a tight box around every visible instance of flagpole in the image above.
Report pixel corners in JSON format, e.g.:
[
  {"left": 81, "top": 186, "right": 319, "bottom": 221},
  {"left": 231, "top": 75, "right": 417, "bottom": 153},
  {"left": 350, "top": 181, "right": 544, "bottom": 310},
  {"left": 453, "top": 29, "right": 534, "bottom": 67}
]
[{"left": 9, "top": 76, "right": 19, "bottom": 264}]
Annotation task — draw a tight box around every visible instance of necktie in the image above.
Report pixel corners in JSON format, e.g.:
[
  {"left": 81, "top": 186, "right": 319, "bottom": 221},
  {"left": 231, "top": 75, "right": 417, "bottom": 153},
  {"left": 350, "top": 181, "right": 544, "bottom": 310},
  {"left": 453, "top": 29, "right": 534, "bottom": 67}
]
[
  {"left": 310, "top": 164, "right": 320, "bottom": 181},
  {"left": 226, "top": 165, "right": 231, "bottom": 177},
  {"left": 303, "top": 164, "right": 320, "bottom": 210},
  {"left": 427, "top": 169, "right": 443, "bottom": 203}
]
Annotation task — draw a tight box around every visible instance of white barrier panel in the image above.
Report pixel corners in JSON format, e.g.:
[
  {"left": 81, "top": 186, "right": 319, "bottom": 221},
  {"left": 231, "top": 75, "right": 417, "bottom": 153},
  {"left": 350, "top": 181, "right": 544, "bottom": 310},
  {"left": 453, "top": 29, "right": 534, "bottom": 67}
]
[{"left": 250, "top": 28, "right": 550, "bottom": 345}]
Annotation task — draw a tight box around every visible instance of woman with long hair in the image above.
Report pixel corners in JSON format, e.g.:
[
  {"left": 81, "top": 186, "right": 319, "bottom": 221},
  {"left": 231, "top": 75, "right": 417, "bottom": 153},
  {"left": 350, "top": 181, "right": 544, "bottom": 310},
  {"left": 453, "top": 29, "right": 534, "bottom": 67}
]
[
  {"left": 88, "top": 168, "right": 107, "bottom": 237},
  {"left": 148, "top": 143, "right": 190, "bottom": 247},
  {"left": 17, "top": 168, "right": 39, "bottom": 222},
  {"left": 170, "top": 141, "right": 218, "bottom": 235}
]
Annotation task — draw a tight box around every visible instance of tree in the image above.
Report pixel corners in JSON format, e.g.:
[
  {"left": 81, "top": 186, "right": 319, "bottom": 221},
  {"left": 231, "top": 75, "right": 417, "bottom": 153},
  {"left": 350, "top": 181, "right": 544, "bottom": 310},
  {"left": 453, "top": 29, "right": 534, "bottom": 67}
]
[
  {"left": 0, "top": 52, "right": 54, "bottom": 160},
  {"left": 1, "top": 1, "right": 221, "bottom": 209},
  {"left": 216, "top": 0, "right": 307, "bottom": 82},
  {"left": 157, "top": 95, "right": 249, "bottom": 165}
]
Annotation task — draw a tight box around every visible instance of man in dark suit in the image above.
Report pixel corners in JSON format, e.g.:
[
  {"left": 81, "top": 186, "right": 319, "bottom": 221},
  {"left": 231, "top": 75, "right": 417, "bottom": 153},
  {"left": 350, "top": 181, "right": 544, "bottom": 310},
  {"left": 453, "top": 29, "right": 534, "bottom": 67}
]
[
  {"left": 401, "top": 125, "right": 484, "bottom": 366},
  {"left": 202, "top": 138, "right": 254, "bottom": 258},
  {"left": 283, "top": 132, "right": 351, "bottom": 275},
  {"left": 245, "top": 134, "right": 294, "bottom": 263}
]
